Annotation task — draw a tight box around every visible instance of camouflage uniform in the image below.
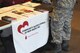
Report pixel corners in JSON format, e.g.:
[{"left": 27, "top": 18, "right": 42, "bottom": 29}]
[{"left": 50, "top": 0, "right": 76, "bottom": 44}]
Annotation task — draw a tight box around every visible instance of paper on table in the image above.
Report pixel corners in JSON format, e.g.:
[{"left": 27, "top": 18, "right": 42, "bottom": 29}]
[
  {"left": 0, "top": 20, "right": 10, "bottom": 27},
  {"left": 0, "top": 4, "right": 21, "bottom": 14},
  {"left": 0, "top": 12, "right": 25, "bottom": 21},
  {"left": 22, "top": 2, "right": 41, "bottom": 7}
]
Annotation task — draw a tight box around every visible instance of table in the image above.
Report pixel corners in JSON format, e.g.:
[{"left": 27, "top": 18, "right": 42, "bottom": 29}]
[
  {"left": 12, "top": 11, "right": 49, "bottom": 53},
  {"left": 0, "top": 20, "right": 11, "bottom": 30},
  {"left": 0, "top": 2, "right": 49, "bottom": 53}
]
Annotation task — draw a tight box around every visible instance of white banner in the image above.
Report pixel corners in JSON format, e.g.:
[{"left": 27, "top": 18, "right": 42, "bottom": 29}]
[{"left": 12, "top": 12, "right": 49, "bottom": 53}]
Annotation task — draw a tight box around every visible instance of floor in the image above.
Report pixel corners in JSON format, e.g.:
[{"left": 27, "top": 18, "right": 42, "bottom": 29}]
[
  {"left": 0, "top": 1, "right": 80, "bottom": 53},
  {"left": 68, "top": 2, "right": 80, "bottom": 53}
]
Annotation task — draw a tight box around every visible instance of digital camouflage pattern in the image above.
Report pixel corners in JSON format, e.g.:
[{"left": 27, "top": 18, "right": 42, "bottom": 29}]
[{"left": 50, "top": 0, "right": 76, "bottom": 44}]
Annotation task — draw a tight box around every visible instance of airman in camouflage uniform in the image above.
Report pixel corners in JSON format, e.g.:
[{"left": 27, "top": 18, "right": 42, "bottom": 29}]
[
  {"left": 50, "top": 0, "right": 76, "bottom": 44},
  {"left": 42, "top": 0, "right": 76, "bottom": 53}
]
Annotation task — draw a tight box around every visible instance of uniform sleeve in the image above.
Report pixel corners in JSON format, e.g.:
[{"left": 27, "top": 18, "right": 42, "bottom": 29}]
[{"left": 56, "top": 0, "right": 76, "bottom": 9}]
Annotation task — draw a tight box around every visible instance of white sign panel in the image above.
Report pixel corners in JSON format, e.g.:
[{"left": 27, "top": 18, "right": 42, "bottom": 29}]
[{"left": 12, "top": 12, "right": 49, "bottom": 53}]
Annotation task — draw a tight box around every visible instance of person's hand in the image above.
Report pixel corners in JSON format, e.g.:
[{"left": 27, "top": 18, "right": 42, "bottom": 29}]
[{"left": 42, "top": 0, "right": 51, "bottom": 5}]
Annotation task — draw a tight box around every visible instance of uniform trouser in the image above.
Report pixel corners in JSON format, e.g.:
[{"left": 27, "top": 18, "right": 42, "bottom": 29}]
[
  {"left": 0, "top": 27, "right": 15, "bottom": 53},
  {"left": 50, "top": 0, "right": 76, "bottom": 44}
]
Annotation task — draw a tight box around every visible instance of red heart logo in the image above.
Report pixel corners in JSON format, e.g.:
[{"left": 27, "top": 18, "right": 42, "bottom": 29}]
[{"left": 17, "top": 21, "right": 29, "bottom": 39}]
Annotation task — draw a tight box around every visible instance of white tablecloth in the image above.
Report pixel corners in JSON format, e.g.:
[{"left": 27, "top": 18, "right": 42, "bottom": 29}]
[{"left": 12, "top": 11, "right": 49, "bottom": 53}]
